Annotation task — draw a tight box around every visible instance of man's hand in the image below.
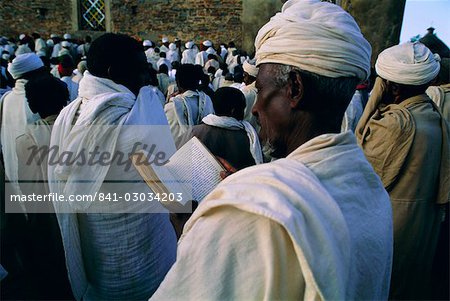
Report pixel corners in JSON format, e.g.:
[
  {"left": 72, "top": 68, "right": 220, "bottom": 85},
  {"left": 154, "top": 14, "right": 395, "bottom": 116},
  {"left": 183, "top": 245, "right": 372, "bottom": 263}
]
[{"left": 217, "top": 157, "right": 237, "bottom": 179}]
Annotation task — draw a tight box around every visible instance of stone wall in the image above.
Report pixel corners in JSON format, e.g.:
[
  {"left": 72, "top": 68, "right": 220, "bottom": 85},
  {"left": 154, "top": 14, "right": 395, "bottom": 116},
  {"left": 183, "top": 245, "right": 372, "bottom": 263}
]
[
  {"left": 0, "top": 0, "right": 73, "bottom": 39},
  {"left": 0, "top": 0, "right": 406, "bottom": 62},
  {"left": 109, "top": 0, "right": 243, "bottom": 45}
]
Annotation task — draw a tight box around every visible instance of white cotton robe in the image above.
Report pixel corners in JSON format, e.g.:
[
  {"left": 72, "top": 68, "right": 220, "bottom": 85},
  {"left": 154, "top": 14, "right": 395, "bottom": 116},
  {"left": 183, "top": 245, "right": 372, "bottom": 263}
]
[
  {"left": 49, "top": 72, "right": 178, "bottom": 301},
  {"left": 151, "top": 132, "right": 393, "bottom": 300}
]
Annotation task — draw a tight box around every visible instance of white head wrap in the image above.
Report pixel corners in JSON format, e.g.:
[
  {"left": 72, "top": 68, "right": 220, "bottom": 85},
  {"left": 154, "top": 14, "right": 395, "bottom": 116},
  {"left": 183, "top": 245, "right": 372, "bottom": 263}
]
[
  {"left": 203, "top": 40, "right": 212, "bottom": 47},
  {"left": 46, "top": 39, "right": 54, "bottom": 47},
  {"left": 255, "top": 0, "right": 371, "bottom": 81},
  {"left": 185, "top": 41, "right": 194, "bottom": 49},
  {"left": 19, "top": 34, "right": 26, "bottom": 41},
  {"left": 7, "top": 53, "right": 44, "bottom": 79},
  {"left": 162, "top": 37, "right": 169, "bottom": 43},
  {"left": 243, "top": 60, "right": 259, "bottom": 77},
  {"left": 2, "top": 53, "right": 10, "bottom": 61},
  {"left": 15, "top": 44, "right": 32, "bottom": 55},
  {"left": 206, "top": 47, "right": 216, "bottom": 55},
  {"left": 169, "top": 43, "right": 177, "bottom": 51},
  {"left": 143, "top": 40, "right": 152, "bottom": 47},
  {"left": 375, "top": 42, "right": 440, "bottom": 85},
  {"left": 64, "top": 33, "right": 72, "bottom": 40},
  {"left": 50, "top": 33, "right": 58, "bottom": 38},
  {"left": 61, "top": 41, "right": 71, "bottom": 48}
]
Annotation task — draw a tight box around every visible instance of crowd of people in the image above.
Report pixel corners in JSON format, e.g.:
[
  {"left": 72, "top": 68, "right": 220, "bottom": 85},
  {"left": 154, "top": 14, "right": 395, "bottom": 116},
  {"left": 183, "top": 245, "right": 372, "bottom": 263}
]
[{"left": 0, "top": 0, "right": 449, "bottom": 300}]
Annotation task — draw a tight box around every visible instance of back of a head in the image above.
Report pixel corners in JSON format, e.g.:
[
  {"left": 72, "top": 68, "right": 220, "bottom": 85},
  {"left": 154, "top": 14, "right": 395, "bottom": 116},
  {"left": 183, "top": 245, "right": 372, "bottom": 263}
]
[
  {"left": 213, "top": 87, "right": 246, "bottom": 120},
  {"left": 25, "top": 76, "right": 69, "bottom": 118},
  {"left": 87, "top": 33, "right": 143, "bottom": 79},
  {"left": 176, "top": 64, "right": 200, "bottom": 91},
  {"left": 85, "top": 35, "right": 92, "bottom": 43},
  {"left": 159, "top": 63, "right": 169, "bottom": 74}
]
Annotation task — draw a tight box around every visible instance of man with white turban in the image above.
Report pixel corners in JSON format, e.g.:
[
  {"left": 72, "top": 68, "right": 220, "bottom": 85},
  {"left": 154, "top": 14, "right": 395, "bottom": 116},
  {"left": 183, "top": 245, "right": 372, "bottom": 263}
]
[
  {"left": 150, "top": 1, "right": 392, "bottom": 300},
  {"left": 167, "top": 43, "right": 180, "bottom": 64},
  {"left": 240, "top": 60, "right": 259, "bottom": 127},
  {"left": 181, "top": 41, "right": 196, "bottom": 64},
  {"left": 1, "top": 53, "right": 45, "bottom": 196},
  {"left": 356, "top": 42, "right": 449, "bottom": 300},
  {"left": 195, "top": 40, "right": 213, "bottom": 67},
  {"left": 160, "top": 37, "right": 170, "bottom": 53}
]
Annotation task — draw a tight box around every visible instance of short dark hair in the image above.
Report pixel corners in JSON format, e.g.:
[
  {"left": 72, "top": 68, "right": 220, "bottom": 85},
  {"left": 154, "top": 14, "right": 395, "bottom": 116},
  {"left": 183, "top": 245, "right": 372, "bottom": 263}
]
[
  {"left": 212, "top": 87, "right": 246, "bottom": 120},
  {"left": 176, "top": 64, "right": 200, "bottom": 91},
  {"left": 25, "top": 76, "right": 68, "bottom": 118},
  {"left": 159, "top": 64, "right": 169, "bottom": 74},
  {"left": 87, "top": 33, "right": 143, "bottom": 78}
]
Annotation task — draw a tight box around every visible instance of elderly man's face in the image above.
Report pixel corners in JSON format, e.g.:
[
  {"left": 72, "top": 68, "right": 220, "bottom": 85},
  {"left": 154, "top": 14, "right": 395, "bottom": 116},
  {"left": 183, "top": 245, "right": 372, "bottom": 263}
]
[{"left": 252, "top": 63, "right": 292, "bottom": 158}]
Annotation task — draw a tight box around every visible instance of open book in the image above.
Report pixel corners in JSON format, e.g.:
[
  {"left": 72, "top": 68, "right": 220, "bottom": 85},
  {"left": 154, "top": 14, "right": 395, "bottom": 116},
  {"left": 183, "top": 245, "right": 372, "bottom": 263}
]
[{"left": 131, "top": 137, "right": 226, "bottom": 211}]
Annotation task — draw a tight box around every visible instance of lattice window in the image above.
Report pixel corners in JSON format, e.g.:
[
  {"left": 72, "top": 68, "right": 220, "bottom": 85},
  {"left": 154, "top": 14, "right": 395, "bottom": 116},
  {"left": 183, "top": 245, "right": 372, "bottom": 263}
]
[{"left": 80, "top": 0, "right": 106, "bottom": 31}]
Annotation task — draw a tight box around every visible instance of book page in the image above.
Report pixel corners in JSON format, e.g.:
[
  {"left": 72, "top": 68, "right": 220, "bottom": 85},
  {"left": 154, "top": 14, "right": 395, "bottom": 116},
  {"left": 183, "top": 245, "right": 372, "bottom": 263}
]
[{"left": 166, "top": 137, "right": 225, "bottom": 202}]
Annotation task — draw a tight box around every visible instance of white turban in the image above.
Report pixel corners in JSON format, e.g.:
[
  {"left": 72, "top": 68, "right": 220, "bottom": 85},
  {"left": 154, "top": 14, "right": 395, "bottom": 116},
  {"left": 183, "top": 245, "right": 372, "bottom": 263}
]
[
  {"left": 162, "top": 37, "right": 169, "bottom": 43},
  {"left": 63, "top": 33, "right": 71, "bottom": 40},
  {"left": 375, "top": 42, "right": 440, "bottom": 86},
  {"left": 203, "top": 40, "right": 212, "bottom": 47},
  {"left": 50, "top": 33, "right": 58, "bottom": 38},
  {"left": 243, "top": 60, "right": 259, "bottom": 77},
  {"left": 61, "top": 41, "right": 71, "bottom": 48},
  {"left": 143, "top": 40, "right": 152, "bottom": 47},
  {"left": 206, "top": 47, "right": 216, "bottom": 55},
  {"left": 15, "top": 44, "right": 32, "bottom": 56},
  {"left": 7, "top": 53, "right": 44, "bottom": 79},
  {"left": 19, "top": 34, "right": 26, "bottom": 41},
  {"left": 46, "top": 39, "right": 54, "bottom": 47},
  {"left": 185, "top": 41, "right": 194, "bottom": 49},
  {"left": 255, "top": 0, "right": 371, "bottom": 81},
  {"left": 169, "top": 43, "right": 177, "bottom": 51}
]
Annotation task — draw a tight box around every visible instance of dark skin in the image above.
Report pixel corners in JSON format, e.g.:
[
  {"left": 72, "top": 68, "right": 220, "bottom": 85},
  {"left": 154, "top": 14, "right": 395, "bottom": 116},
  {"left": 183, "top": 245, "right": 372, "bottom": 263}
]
[
  {"left": 253, "top": 63, "right": 338, "bottom": 158},
  {"left": 243, "top": 71, "right": 256, "bottom": 86},
  {"left": 381, "top": 79, "right": 429, "bottom": 105},
  {"left": 170, "top": 63, "right": 343, "bottom": 237}
]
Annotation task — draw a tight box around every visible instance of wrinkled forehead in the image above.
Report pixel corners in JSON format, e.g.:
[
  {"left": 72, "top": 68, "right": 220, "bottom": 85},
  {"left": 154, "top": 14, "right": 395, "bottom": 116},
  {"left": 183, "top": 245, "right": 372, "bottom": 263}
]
[{"left": 256, "top": 63, "right": 280, "bottom": 87}]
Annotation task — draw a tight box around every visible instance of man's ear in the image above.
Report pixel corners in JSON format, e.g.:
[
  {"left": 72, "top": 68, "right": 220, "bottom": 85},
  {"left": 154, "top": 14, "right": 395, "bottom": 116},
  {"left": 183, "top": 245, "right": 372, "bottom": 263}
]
[{"left": 288, "top": 70, "right": 304, "bottom": 109}]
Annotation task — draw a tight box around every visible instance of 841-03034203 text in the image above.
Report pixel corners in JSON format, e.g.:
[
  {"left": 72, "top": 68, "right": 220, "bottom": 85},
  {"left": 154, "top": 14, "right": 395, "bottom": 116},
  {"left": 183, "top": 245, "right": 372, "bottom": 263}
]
[{"left": 10, "top": 192, "right": 185, "bottom": 203}]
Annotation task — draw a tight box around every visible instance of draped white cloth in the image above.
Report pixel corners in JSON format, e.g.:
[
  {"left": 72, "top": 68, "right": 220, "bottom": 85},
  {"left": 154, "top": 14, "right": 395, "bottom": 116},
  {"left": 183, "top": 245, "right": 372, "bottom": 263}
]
[
  {"left": 181, "top": 48, "right": 196, "bottom": 65},
  {"left": 243, "top": 60, "right": 258, "bottom": 77},
  {"left": 151, "top": 132, "right": 393, "bottom": 300},
  {"left": 255, "top": 0, "right": 371, "bottom": 81},
  {"left": 376, "top": 42, "right": 441, "bottom": 85},
  {"left": 60, "top": 76, "right": 79, "bottom": 103},
  {"left": 165, "top": 90, "right": 214, "bottom": 147},
  {"left": 49, "top": 71, "right": 178, "bottom": 300},
  {"left": 202, "top": 114, "right": 263, "bottom": 164},
  {"left": 1, "top": 79, "right": 40, "bottom": 196}
]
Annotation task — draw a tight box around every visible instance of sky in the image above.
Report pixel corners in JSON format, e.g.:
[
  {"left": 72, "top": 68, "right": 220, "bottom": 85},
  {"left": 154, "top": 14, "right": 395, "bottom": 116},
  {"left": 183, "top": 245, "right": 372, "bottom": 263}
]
[{"left": 400, "top": 0, "right": 450, "bottom": 46}]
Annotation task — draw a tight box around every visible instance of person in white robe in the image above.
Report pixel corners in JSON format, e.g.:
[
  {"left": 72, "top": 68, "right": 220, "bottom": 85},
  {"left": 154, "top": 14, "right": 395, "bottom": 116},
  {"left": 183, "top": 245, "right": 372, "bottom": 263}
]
[
  {"left": 240, "top": 60, "right": 259, "bottom": 128},
  {"left": 48, "top": 33, "right": 177, "bottom": 301},
  {"left": 341, "top": 89, "right": 364, "bottom": 132},
  {"left": 164, "top": 63, "right": 214, "bottom": 147},
  {"left": 167, "top": 43, "right": 179, "bottom": 64},
  {"left": 159, "top": 37, "right": 170, "bottom": 53},
  {"left": 181, "top": 41, "right": 196, "bottom": 64},
  {"left": 150, "top": 1, "right": 392, "bottom": 300},
  {"left": 195, "top": 40, "right": 212, "bottom": 67},
  {"left": 219, "top": 43, "right": 228, "bottom": 60},
  {"left": 1, "top": 53, "right": 43, "bottom": 196},
  {"left": 32, "top": 33, "right": 47, "bottom": 57}
]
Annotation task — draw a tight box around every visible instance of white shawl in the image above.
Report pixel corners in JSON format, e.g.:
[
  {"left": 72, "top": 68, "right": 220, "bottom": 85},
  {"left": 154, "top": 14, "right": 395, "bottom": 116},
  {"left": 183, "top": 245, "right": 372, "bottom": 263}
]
[
  {"left": 151, "top": 132, "right": 392, "bottom": 300},
  {"left": 202, "top": 114, "right": 263, "bottom": 164},
  {"left": 173, "top": 90, "right": 212, "bottom": 126},
  {"left": 49, "top": 72, "right": 178, "bottom": 300}
]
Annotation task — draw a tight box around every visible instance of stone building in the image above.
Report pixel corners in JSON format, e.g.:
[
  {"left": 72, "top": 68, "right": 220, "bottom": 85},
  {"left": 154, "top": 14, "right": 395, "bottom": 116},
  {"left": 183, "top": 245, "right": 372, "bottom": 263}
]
[
  {"left": 1, "top": 0, "right": 406, "bottom": 62},
  {"left": 0, "top": 0, "right": 281, "bottom": 54}
]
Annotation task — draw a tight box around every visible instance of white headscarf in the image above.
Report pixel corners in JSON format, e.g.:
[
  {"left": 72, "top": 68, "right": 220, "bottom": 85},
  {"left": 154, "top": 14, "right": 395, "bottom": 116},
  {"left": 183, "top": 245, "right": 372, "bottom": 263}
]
[
  {"left": 243, "top": 60, "right": 259, "bottom": 77},
  {"left": 7, "top": 53, "right": 44, "bottom": 79},
  {"left": 376, "top": 42, "right": 441, "bottom": 85},
  {"left": 255, "top": 0, "right": 371, "bottom": 81}
]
